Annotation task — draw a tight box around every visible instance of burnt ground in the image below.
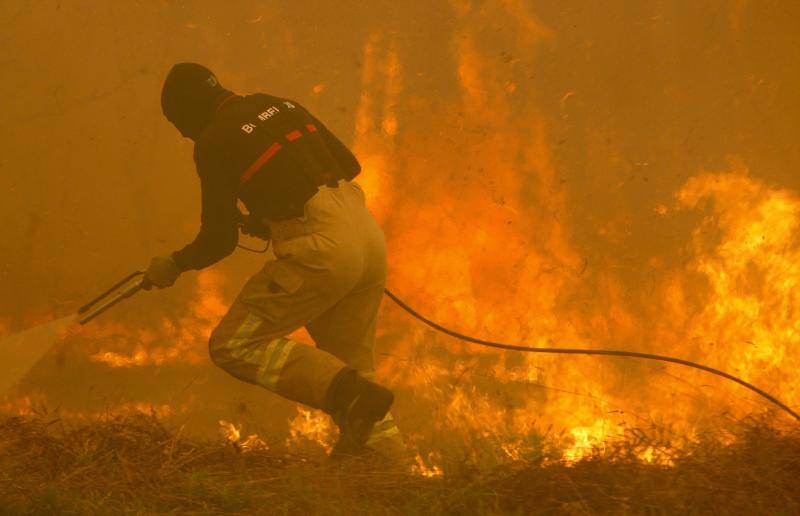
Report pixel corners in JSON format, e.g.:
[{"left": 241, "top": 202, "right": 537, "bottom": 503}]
[{"left": 0, "top": 414, "right": 797, "bottom": 515}]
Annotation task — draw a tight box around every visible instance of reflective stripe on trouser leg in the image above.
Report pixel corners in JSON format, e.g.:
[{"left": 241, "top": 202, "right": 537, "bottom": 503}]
[
  {"left": 215, "top": 312, "right": 297, "bottom": 393},
  {"left": 256, "top": 338, "right": 295, "bottom": 390},
  {"left": 366, "top": 411, "right": 402, "bottom": 446},
  {"left": 211, "top": 312, "right": 347, "bottom": 409}
]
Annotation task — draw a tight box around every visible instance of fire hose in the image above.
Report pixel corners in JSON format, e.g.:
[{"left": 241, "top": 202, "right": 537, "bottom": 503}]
[{"left": 78, "top": 267, "right": 800, "bottom": 422}]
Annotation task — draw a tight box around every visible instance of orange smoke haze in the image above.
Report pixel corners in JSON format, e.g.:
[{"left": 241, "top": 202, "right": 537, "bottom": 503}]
[{"left": 1, "top": 1, "right": 799, "bottom": 463}]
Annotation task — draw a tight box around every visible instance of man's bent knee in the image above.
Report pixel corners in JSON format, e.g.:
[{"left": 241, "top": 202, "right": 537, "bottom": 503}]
[{"left": 207, "top": 311, "right": 264, "bottom": 369}]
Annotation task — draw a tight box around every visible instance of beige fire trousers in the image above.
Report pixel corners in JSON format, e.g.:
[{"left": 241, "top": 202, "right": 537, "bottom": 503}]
[{"left": 208, "top": 180, "right": 399, "bottom": 445}]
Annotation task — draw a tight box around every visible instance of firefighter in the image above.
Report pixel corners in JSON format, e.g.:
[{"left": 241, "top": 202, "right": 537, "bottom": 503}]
[{"left": 145, "top": 62, "right": 401, "bottom": 457}]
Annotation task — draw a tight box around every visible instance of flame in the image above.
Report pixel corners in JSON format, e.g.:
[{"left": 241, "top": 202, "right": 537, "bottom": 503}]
[
  {"left": 355, "top": 1, "right": 797, "bottom": 465},
  {"left": 219, "top": 419, "right": 241, "bottom": 442},
  {"left": 410, "top": 452, "right": 444, "bottom": 478},
  {"left": 561, "top": 421, "right": 609, "bottom": 464},
  {"left": 1, "top": 392, "right": 182, "bottom": 420},
  {"left": 218, "top": 419, "right": 268, "bottom": 452},
  {"left": 86, "top": 269, "right": 226, "bottom": 368},
  {"left": 362, "top": 0, "right": 607, "bottom": 462},
  {"left": 352, "top": 32, "right": 402, "bottom": 220},
  {"left": 637, "top": 446, "right": 675, "bottom": 467},
  {"left": 664, "top": 165, "right": 800, "bottom": 413},
  {"left": 286, "top": 407, "right": 336, "bottom": 453}
]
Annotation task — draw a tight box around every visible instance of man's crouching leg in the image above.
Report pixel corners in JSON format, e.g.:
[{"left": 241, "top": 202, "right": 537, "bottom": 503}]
[
  {"left": 208, "top": 312, "right": 341, "bottom": 409},
  {"left": 208, "top": 316, "right": 393, "bottom": 456}
]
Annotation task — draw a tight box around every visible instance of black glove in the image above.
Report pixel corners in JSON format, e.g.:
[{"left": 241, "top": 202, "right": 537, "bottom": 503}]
[
  {"left": 143, "top": 255, "right": 182, "bottom": 290},
  {"left": 239, "top": 213, "right": 271, "bottom": 240}
]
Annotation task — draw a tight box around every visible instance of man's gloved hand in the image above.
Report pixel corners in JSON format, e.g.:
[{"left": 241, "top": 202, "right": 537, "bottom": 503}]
[
  {"left": 144, "top": 255, "right": 182, "bottom": 290},
  {"left": 239, "top": 213, "right": 271, "bottom": 240}
]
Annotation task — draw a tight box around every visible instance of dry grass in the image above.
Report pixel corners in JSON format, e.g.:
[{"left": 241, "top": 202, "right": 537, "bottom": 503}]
[{"left": 0, "top": 414, "right": 798, "bottom": 515}]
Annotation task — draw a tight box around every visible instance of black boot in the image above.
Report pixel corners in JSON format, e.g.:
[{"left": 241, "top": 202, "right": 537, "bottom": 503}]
[{"left": 325, "top": 368, "right": 394, "bottom": 458}]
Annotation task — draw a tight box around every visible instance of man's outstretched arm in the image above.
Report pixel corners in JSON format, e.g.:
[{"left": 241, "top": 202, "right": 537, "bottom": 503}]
[
  {"left": 171, "top": 166, "right": 240, "bottom": 271},
  {"left": 145, "top": 148, "right": 239, "bottom": 289}
]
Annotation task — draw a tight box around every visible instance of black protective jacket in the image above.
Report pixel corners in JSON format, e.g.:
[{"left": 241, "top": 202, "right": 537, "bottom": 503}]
[{"left": 172, "top": 94, "right": 361, "bottom": 271}]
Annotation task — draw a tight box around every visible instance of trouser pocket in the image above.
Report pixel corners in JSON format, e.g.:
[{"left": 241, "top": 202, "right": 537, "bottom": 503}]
[{"left": 240, "top": 260, "right": 306, "bottom": 325}]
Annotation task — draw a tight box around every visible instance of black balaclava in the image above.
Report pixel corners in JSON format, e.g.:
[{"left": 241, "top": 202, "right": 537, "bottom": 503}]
[{"left": 161, "top": 63, "right": 231, "bottom": 140}]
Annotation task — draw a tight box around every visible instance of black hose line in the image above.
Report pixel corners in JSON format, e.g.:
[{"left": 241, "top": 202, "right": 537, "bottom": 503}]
[
  {"left": 229, "top": 243, "right": 798, "bottom": 421},
  {"left": 383, "top": 288, "right": 800, "bottom": 422}
]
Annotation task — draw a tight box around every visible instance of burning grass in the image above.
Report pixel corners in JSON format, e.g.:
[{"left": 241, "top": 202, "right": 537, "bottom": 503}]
[{"left": 0, "top": 414, "right": 797, "bottom": 515}]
